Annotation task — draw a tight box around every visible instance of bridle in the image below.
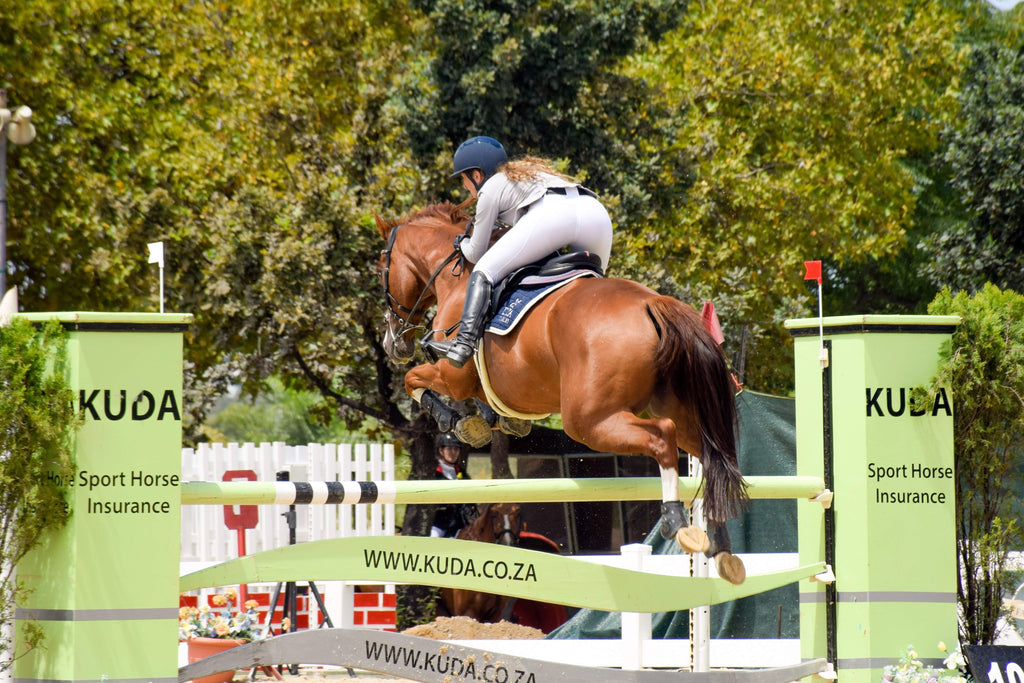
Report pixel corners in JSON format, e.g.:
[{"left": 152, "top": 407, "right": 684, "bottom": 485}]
[
  {"left": 464, "top": 503, "right": 521, "bottom": 546},
  {"left": 379, "top": 223, "right": 464, "bottom": 343}
]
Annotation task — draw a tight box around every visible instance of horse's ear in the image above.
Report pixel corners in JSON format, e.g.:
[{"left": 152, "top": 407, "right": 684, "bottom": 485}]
[{"left": 373, "top": 212, "right": 390, "bottom": 241}]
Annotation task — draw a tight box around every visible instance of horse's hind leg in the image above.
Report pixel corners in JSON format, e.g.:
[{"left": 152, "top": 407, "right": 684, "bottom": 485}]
[
  {"left": 671, "top": 418, "right": 746, "bottom": 584},
  {"left": 708, "top": 521, "right": 746, "bottom": 585},
  {"left": 563, "top": 409, "right": 708, "bottom": 554},
  {"left": 659, "top": 467, "right": 710, "bottom": 554}
]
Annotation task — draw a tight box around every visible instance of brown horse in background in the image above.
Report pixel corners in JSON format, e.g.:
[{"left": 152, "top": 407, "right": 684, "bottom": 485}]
[
  {"left": 376, "top": 203, "right": 748, "bottom": 584},
  {"left": 438, "top": 502, "right": 522, "bottom": 622}
]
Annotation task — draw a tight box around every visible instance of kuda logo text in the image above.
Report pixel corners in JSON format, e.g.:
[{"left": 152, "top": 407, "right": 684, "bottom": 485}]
[{"left": 79, "top": 389, "right": 181, "bottom": 421}]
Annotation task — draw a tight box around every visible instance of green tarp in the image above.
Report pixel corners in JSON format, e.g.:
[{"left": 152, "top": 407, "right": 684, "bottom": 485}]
[{"left": 546, "top": 391, "right": 799, "bottom": 640}]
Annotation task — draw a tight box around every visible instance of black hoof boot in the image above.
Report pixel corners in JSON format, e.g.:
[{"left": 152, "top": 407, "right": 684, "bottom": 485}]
[
  {"left": 660, "top": 501, "right": 688, "bottom": 539},
  {"left": 419, "top": 390, "right": 456, "bottom": 432},
  {"left": 707, "top": 521, "right": 745, "bottom": 585},
  {"left": 706, "top": 520, "right": 732, "bottom": 557}
]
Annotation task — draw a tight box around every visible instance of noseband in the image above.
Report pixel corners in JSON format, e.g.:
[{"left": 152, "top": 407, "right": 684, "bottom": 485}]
[
  {"left": 494, "top": 513, "right": 520, "bottom": 545},
  {"left": 379, "top": 223, "right": 464, "bottom": 342}
]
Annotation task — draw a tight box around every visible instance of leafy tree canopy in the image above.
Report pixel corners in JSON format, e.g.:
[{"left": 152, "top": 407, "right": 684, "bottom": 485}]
[{"left": 620, "top": 0, "right": 966, "bottom": 390}]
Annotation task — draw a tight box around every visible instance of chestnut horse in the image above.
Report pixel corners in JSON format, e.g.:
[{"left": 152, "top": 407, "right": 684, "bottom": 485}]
[
  {"left": 376, "top": 203, "right": 748, "bottom": 584},
  {"left": 439, "top": 502, "right": 523, "bottom": 622}
]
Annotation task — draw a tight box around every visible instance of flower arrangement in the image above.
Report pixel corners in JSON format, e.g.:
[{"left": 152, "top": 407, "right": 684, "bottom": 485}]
[
  {"left": 880, "top": 642, "right": 968, "bottom": 683},
  {"left": 179, "top": 588, "right": 263, "bottom": 642}
]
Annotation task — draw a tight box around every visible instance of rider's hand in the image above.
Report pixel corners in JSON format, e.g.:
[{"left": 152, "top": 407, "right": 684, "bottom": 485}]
[{"left": 454, "top": 221, "right": 473, "bottom": 251}]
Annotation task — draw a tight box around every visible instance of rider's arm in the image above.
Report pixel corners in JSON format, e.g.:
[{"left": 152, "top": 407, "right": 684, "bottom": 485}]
[{"left": 460, "top": 174, "right": 508, "bottom": 263}]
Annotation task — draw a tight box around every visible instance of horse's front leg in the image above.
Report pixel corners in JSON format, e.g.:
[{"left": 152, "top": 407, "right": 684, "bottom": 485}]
[{"left": 405, "top": 363, "right": 492, "bottom": 447}]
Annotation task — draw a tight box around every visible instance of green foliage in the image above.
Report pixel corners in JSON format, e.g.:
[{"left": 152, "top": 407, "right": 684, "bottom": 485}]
[
  {"left": 0, "top": 318, "right": 78, "bottom": 671},
  {"left": 923, "top": 41, "right": 1024, "bottom": 293},
  {"left": 203, "top": 377, "right": 385, "bottom": 445},
  {"left": 622, "top": 0, "right": 966, "bottom": 391},
  {"left": 927, "top": 284, "right": 1024, "bottom": 645},
  {"left": 400, "top": 0, "right": 693, "bottom": 217}
]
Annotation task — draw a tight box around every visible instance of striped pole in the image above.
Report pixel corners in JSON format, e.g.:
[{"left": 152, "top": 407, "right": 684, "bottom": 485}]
[{"left": 181, "top": 475, "right": 827, "bottom": 506}]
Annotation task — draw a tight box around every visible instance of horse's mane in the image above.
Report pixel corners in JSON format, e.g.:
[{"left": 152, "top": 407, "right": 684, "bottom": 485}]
[{"left": 384, "top": 201, "right": 471, "bottom": 232}]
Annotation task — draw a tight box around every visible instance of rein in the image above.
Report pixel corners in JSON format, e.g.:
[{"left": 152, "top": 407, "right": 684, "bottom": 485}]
[{"left": 380, "top": 223, "right": 464, "bottom": 341}]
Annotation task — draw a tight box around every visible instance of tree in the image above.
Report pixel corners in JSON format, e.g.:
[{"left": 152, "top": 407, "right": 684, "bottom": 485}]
[
  {"left": 400, "top": 0, "right": 693, "bottom": 219},
  {"left": 926, "top": 284, "right": 1024, "bottom": 645},
  {"left": 0, "top": 319, "right": 77, "bottom": 671},
  {"left": 922, "top": 41, "right": 1024, "bottom": 293},
  {"left": 620, "top": 0, "right": 966, "bottom": 391}
]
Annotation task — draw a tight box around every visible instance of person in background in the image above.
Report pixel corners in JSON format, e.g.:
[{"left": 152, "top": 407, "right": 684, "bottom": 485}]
[{"left": 431, "top": 432, "right": 477, "bottom": 538}]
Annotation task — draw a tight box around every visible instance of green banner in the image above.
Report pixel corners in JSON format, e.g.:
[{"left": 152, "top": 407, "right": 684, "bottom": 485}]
[{"left": 181, "top": 535, "right": 825, "bottom": 614}]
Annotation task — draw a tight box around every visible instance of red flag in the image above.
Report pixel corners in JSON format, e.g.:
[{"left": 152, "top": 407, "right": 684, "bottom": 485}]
[
  {"left": 803, "top": 260, "right": 822, "bottom": 285},
  {"left": 701, "top": 300, "right": 725, "bottom": 345}
]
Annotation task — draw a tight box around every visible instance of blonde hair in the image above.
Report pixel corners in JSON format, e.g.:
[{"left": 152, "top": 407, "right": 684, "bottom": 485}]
[{"left": 499, "top": 156, "right": 576, "bottom": 183}]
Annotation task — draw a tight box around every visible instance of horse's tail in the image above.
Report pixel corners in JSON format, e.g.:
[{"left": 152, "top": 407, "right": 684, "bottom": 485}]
[{"left": 647, "top": 297, "right": 748, "bottom": 523}]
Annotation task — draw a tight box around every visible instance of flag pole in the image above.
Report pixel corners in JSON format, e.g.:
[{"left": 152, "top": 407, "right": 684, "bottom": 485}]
[
  {"left": 803, "top": 260, "right": 828, "bottom": 370},
  {"left": 148, "top": 242, "right": 165, "bottom": 313},
  {"left": 817, "top": 279, "right": 827, "bottom": 370}
]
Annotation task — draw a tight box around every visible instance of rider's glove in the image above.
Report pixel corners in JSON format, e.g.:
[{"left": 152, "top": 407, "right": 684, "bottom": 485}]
[{"left": 454, "top": 221, "right": 473, "bottom": 252}]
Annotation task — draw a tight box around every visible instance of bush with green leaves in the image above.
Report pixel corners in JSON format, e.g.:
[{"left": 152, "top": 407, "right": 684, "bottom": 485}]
[
  {"left": 927, "top": 284, "right": 1024, "bottom": 646},
  {"left": 0, "top": 318, "right": 77, "bottom": 672}
]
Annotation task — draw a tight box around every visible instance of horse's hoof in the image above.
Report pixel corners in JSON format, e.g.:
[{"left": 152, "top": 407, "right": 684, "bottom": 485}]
[
  {"left": 714, "top": 552, "right": 746, "bottom": 585},
  {"left": 498, "top": 416, "right": 532, "bottom": 437},
  {"left": 455, "top": 416, "right": 492, "bottom": 448},
  {"left": 675, "top": 526, "right": 710, "bottom": 554}
]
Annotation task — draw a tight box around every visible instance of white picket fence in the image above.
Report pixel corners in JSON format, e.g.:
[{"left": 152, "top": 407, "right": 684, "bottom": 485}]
[
  {"left": 180, "top": 441, "right": 396, "bottom": 564},
  {"left": 179, "top": 441, "right": 397, "bottom": 641}
]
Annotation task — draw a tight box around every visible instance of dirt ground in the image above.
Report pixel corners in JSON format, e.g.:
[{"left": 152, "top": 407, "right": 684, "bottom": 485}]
[{"left": 233, "top": 617, "right": 545, "bottom": 683}]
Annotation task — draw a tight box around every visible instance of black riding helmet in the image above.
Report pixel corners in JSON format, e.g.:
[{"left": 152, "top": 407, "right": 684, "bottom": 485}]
[
  {"left": 435, "top": 432, "right": 462, "bottom": 450},
  {"left": 450, "top": 136, "right": 508, "bottom": 182}
]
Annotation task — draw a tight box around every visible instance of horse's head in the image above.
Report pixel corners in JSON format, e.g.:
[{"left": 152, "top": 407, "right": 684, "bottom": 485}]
[
  {"left": 374, "top": 203, "right": 471, "bottom": 364},
  {"left": 484, "top": 502, "right": 522, "bottom": 547}
]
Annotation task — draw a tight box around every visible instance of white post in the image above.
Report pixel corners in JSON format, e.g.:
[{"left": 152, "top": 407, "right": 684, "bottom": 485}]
[
  {"left": 689, "top": 455, "right": 710, "bottom": 672},
  {"left": 621, "top": 543, "right": 653, "bottom": 670}
]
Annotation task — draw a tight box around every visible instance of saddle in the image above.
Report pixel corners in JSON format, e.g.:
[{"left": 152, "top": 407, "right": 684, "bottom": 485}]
[{"left": 488, "top": 250, "right": 604, "bottom": 318}]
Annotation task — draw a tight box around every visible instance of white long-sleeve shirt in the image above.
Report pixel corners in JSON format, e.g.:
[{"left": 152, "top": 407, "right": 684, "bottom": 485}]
[{"left": 459, "top": 172, "right": 576, "bottom": 264}]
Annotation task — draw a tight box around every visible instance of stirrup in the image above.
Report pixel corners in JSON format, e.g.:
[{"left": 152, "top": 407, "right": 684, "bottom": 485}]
[
  {"left": 422, "top": 339, "right": 455, "bottom": 359},
  {"left": 422, "top": 339, "right": 474, "bottom": 368},
  {"left": 445, "top": 341, "right": 475, "bottom": 368}
]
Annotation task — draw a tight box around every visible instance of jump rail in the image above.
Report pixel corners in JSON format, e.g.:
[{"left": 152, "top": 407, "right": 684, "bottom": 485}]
[
  {"left": 180, "top": 475, "right": 830, "bottom": 506},
  {"left": 179, "top": 629, "right": 829, "bottom": 683},
  {"left": 180, "top": 536, "right": 827, "bottom": 614}
]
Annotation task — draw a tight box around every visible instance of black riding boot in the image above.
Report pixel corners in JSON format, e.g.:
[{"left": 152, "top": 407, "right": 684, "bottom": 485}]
[{"left": 422, "top": 271, "right": 492, "bottom": 369}]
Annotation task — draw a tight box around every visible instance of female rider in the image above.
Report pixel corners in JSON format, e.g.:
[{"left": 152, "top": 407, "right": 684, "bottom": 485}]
[{"left": 424, "top": 136, "right": 613, "bottom": 368}]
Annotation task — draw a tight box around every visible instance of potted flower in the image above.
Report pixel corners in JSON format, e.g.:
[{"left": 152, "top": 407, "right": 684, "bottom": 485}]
[
  {"left": 880, "top": 642, "right": 968, "bottom": 683},
  {"left": 179, "top": 588, "right": 263, "bottom": 683}
]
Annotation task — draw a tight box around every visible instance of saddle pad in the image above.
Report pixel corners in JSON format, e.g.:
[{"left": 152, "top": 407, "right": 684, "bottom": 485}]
[{"left": 486, "top": 270, "right": 597, "bottom": 336}]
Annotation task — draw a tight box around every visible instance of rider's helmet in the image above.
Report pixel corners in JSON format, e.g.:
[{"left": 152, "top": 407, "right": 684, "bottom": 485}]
[
  {"left": 451, "top": 136, "right": 508, "bottom": 181},
  {"left": 435, "top": 432, "right": 462, "bottom": 450}
]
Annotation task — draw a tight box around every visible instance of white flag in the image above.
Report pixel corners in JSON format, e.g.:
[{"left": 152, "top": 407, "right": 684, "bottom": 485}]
[{"left": 147, "top": 241, "right": 164, "bottom": 267}]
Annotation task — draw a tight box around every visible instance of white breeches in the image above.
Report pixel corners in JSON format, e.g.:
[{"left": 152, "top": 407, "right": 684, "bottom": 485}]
[{"left": 472, "top": 191, "right": 613, "bottom": 283}]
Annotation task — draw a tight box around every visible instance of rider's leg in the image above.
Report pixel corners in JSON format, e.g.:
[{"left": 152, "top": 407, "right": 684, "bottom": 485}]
[
  {"left": 422, "top": 193, "right": 612, "bottom": 369},
  {"left": 473, "top": 194, "right": 613, "bottom": 281},
  {"left": 422, "top": 270, "right": 492, "bottom": 368}
]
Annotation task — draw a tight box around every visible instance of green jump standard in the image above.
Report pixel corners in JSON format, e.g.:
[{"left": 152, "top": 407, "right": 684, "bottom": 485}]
[
  {"left": 787, "top": 315, "right": 959, "bottom": 683},
  {"left": 14, "top": 313, "right": 190, "bottom": 683}
]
